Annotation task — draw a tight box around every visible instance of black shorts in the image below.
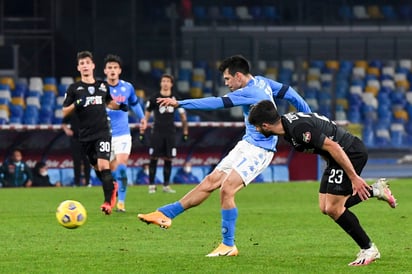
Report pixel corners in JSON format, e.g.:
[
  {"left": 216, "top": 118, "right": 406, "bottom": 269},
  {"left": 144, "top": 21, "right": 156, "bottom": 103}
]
[
  {"left": 149, "top": 131, "right": 176, "bottom": 158},
  {"left": 81, "top": 136, "right": 111, "bottom": 166},
  {"left": 319, "top": 137, "right": 368, "bottom": 196}
]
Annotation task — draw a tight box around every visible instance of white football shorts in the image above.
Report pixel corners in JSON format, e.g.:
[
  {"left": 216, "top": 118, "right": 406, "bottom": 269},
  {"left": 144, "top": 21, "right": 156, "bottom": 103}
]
[
  {"left": 110, "top": 134, "right": 132, "bottom": 161},
  {"left": 216, "top": 140, "right": 274, "bottom": 186}
]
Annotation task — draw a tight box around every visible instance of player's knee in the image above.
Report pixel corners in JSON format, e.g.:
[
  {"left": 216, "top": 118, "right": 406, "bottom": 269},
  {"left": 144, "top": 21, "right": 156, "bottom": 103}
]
[{"left": 323, "top": 206, "right": 340, "bottom": 219}]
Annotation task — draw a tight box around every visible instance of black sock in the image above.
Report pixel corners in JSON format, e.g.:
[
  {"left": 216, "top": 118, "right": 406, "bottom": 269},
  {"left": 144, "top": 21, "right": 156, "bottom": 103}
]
[
  {"left": 149, "top": 159, "right": 157, "bottom": 185},
  {"left": 345, "top": 188, "right": 374, "bottom": 208},
  {"left": 335, "top": 209, "right": 371, "bottom": 249},
  {"left": 100, "top": 169, "right": 114, "bottom": 203},
  {"left": 163, "top": 160, "right": 172, "bottom": 187}
]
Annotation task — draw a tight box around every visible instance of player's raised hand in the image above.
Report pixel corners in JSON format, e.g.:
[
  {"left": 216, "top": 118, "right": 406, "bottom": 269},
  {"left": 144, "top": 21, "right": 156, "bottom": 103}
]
[{"left": 157, "top": 97, "right": 178, "bottom": 107}]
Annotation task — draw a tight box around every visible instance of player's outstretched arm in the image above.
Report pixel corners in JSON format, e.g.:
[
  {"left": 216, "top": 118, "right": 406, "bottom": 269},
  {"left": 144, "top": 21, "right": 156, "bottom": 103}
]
[{"left": 157, "top": 97, "right": 179, "bottom": 107}]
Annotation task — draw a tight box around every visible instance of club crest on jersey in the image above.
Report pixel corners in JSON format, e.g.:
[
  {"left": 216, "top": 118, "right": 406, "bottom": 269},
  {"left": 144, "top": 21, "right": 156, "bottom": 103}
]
[
  {"left": 302, "top": 132, "right": 311, "bottom": 143},
  {"left": 88, "top": 86, "right": 95, "bottom": 95}
]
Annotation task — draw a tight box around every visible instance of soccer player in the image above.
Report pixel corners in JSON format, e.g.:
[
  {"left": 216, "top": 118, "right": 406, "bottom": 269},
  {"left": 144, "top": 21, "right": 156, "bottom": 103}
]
[
  {"left": 138, "top": 55, "right": 311, "bottom": 256},
  {"left": 248, "top": 100, "right": 397, "bottom": 266},
  {"left": 62, "top": 50, "right": 128, "bottom": 215},
  {"left": 141, "top": 73, "right": 189, "bottom": 194},
  {"left": 103, "top": 54, "right": 147, "bottom": 212}
]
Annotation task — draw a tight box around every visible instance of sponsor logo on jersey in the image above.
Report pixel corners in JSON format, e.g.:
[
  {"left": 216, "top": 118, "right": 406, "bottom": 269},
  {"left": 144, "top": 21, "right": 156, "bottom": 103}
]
[
  {"left": 84, "top": 96, "right": 103, "bottom": 107},
  {"left": 159, "top": 106, "right": 174, "bottom": 114},
  {"left": 76, "top": 86, "right": 84, "bottom": 91}
]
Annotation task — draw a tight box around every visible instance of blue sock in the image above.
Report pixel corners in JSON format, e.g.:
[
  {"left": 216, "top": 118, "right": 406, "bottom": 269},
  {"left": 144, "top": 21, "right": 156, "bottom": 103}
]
[
  {"left": 158, "top": 202, "right": 184, "bottom": 219},
  {"left": 222, "top": 208, "right": 238, "bottom": 247},
  {"left": 115, "top": 164, "right": 128, "bottom": 202}
]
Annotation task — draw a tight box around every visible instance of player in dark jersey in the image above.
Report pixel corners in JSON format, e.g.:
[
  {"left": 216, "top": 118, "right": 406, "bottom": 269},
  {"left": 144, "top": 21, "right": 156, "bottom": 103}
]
[
  {"left": 248, "top": 100, "right": 397, "bottom": 266},
  {"left": 141, "top": 73, "right": 188, "bottom": 194},
  {"left": 62, "top": 50, "right": 129, "bottom": 215}
]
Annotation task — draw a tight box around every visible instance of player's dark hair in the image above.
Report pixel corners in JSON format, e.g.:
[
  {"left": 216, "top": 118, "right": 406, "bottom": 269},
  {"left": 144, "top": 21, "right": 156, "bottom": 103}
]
[
  {"left": 104, "top": 54, "right": 122, "bottom": 67},
  {"left": 249, "top": 100, "right": 280, "bottom": 126},
  {"left": 77, "top": 51, "right": 94, "bottom": 63},
  {"left": 218, "top": 55, "right": 251, "bottom": 76},
  {"left": 161, "top": 73, "right": 174, "bottom": 84}
]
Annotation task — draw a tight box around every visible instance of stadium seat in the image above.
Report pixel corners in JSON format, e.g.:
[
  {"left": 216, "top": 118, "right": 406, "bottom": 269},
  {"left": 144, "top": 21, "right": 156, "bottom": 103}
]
[
  {"left": 263, "top": 6, "right": 280, "bottom": 21},
  {"left": 353, "top": 5, "right": 369, "bottom": 19},
  {"left": 39, "top": 107, "right": 54, "bottom": 124},
  {"left": 193, "top": 6, "right": 208, "bottom": 23},
  {"left": 220, "top": 6, "right": 236, "bottom": 21},
  {"left": 236, "top": 6, "right": 252, "bottom": 20},
  {"left": 381, "top": 5, "right": 397, "bottom": 20},
  {"left": 362, "top": 125, "right": 375, "bottom": 147},
  {"left": 41, "top": 91, "right": 56, "bottom": 108},
  {"left": 249, "top": 6, "right": 263, "bottom": 21},
  {"left": 0, "top": 89, "right": 11, "bottom": 103},
  {"left": 53, "top": 109, "right": 63, "bottom": 124},
  {"left": 365, "top": 85, "right": 379, "bottom": 96},
  {"left": 338, "top": 5, "right": 353, "bottom": 21},
  {"left": 60, "top": 76, "right": 74, "bottom": 86},
  {"left": 11, "top": 97, "right": 25, "bottom": 107},
  {"left": 0, "top": 77, "right": 15, "bottom": 90},
  {"left": 189, "top": 87, "right": 203, "bottom": 98},
  {"left": 352, "top": 67, "right": 366, "bottom": 78},
  {"left": 203, "top": 80, "right": 213, "bottom": 97},
  {"left": 26, "top": 96, "right": 41, "bottom": 109},
  {"left": 176, "top": 80, "right": 190, "bottom": 93},
  {"left": 390, "top": 123, "right": 406, "bottom": 147},
  {"left": 399, "top": 59, "right": 412, "bottom": 70},
  {"left": 0, "top": 108, "right": 9, "bottom": 123},
  {"left": 177, "top": 68, "right": 191, "bottom": 81},
  {"left": 367, "top": 5, "right": 384, "bottom": 19},
  {"left": 29, "top": 77, "right": 43, "bottom": 93}
]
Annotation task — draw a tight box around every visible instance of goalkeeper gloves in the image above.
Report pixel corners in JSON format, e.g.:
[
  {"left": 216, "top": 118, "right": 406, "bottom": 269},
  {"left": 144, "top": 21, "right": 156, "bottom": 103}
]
[{"left": 182, "top": 134, "right": 189, "bottom": 142}]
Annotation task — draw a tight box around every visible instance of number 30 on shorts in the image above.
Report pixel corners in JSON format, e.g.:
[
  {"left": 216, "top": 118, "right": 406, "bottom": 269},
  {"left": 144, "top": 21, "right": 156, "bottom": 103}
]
[
  {"left": 99, "top": 141, "right": 111, "bottom": 153},
  {"left": 328, "top": 168, "right": 344, "bottom": 184}
]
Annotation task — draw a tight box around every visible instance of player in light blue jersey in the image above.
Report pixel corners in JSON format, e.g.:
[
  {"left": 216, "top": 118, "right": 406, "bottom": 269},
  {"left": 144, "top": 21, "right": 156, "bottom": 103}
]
[
  {"left": 104, "top": 54, "right": 147, "bottom": 212},
  {"left": 138, "top": 55, "right": 311, "bottom": 256}
]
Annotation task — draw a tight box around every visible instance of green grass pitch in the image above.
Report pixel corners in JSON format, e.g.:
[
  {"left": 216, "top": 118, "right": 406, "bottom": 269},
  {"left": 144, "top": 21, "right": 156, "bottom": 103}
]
[{"left": 1, "top": 179, "right": 411, "bottom": 273}]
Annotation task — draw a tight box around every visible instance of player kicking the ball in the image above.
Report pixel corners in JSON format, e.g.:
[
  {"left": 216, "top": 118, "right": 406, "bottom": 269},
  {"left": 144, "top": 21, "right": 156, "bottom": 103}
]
[
  {"left": 248, "top": 100, "right": 397, "bottom": 266},
  {"left": 137, "top": 55, "right": 312, "bottom": 257}
]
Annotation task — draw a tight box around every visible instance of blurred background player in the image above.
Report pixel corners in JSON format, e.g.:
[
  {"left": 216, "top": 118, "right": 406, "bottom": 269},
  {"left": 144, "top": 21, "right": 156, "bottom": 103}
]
[
  {"left": 103, "top": 54, "right": 147, "bottom": 212},
  {"left": 141, "top": 73, "right": 189, "bottom": 194},
  {"left": 62, "top": 50, "right": 128, "bottom": 215},
  {"left": 0, "top": 148, "right": 32, "bottom": 187},
  {"left": 62, "top": 112, "right": 91, "bottom": 187}
]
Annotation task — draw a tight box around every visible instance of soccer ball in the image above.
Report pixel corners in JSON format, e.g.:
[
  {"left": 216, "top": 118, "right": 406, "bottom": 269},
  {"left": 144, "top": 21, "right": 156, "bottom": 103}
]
[{"left": 56, "top": 200, "right": 87, "bottom": 229}]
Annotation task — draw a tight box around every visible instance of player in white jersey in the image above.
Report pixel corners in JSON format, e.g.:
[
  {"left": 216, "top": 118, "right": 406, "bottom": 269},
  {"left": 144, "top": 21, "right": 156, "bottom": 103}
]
[
  {"left": 104, "top": 54, "right": 147, "bottom": 212},
  {"left": 138, "top": 55, "right": 311, "bottom": 256}
]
